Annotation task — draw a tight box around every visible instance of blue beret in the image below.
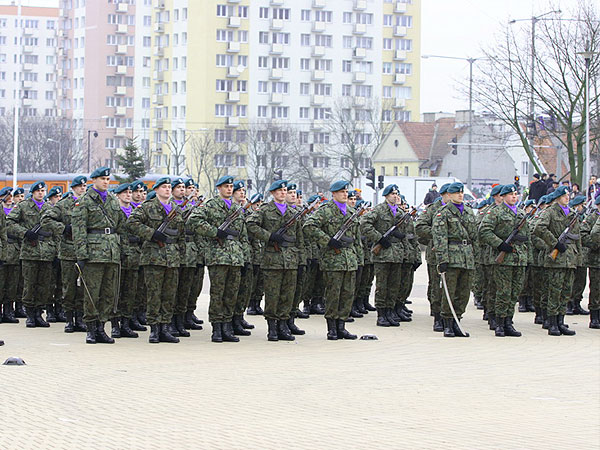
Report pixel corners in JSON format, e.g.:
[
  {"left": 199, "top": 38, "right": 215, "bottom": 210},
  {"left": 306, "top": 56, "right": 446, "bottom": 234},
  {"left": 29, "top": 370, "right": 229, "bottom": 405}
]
[
  {"left": 524, "top": 199, "right": 536, "bottom": 207},
  {"left": 476, "top": 200, "right": 487, "bottom": 209},
  {"left": 216, "top": 175, "right": 234, "bottom": 187},
  {"left": 538, "top": 195, "right": 548, "bottom": 205},
  {"left": 382, "top": 184, "right": 399, "bottom": 196},
  {"left": 269, "top": 179, "right": 287, "bottom": 191},
  {"left": 233, "top": 180, "right": 246, "bottom": 192},
  {"left": 356, "top": 199, "right": 365, "bottom": 208},
  {"left": 287, "top": 183, "right": 297, "bottom": 191},
  {"left": 307, "top": 194, "right": 320, "bottom": 204},
  {"left": 130, "top": 180, "right": 145, "bottom": 191},
  {"left": 0, "top": 187, "right": 13, "bottom": 197},
  {"left": 400, "top": 194, "right": 406, "bottom": 203},
  {"left": 329, "top": 180, "right": 350, "bottom": 192},
  {"left": 29, "top": 181, "right": 46, "bottom": 193},
  {"left": 447, "top": 182, "right": 464, "bottom": 194},
  {"left": 348, "top": 190, "right": 358, "bottom": 197},
  {"left": 146, "top": 190, "right": 157, "bottom": 200},
  {"left": 296, "top": 189, "right": 303, "bottom": 196},
  {"left": 13, "top": 187, "right": 24, "bottom": 196},
  {"left": 433, "top": 197, "right": 442, "bottom": 204},
  {"left": 142, "top": 184, "right": 149, "bottom": 192},
  {"left": 114, "top": 183, "right": 132, "bottom": 194},
  {"left": 595, "top": 195, "right": 600, "bottom": 206},
  {"left": 553, "top": 185, "right": 569, "bottom": 198},
  {"left": 568, "top": 195, "right": 586, "bottom": 208},
  {"left": 439, "top": 183, "right": 451, "bottom": 195},
  {"left": 43, "top": 186, "right": 62, "bottom": 200},
  {"left": 490, "top": 185, "right": 504, "bottom": 196},
  {"left": 500, "top": 184, "right": 518, "bottom": 196},
  {"left": 184, "top": 178, "right": 195, "bottom": 187},
  {"left": 90, "top": 166, "right": 111, "bottom": 179},
  {"left": 71, "top": 175, "right": 87, "bottom": 188},
  {"left": 250, "top": 193, "right": 263, "bottom": 203},
  {"left": 153, "top": 177, "right": 171, "bottom": 190},
  {"left": 171, "top": 177, "right": 185, "bottom": 188},
  {"left": 61, "top": 192, "right": 72, "bottom": 200}
]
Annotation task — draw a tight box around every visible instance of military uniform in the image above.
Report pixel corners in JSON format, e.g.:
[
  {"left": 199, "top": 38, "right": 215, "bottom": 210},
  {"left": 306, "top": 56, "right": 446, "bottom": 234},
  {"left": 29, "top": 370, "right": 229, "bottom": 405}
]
[
  {"left": 583, "top": 207, "right": 600, "bottom": 328},
  {"left": 568, "top": 197, "right": 590, "bottom": 316},
  {"left": 0, "top": 189, "right": 17, "bottom": 324}
]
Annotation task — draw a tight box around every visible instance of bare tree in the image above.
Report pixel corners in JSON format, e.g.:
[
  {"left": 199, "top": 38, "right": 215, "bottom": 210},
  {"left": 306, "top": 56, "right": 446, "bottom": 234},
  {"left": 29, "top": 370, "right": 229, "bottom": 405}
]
[
  {"left": 186, "top": 128, "right": 228, "bottom": 195},
  {"left": 165, "top": 129, "right": 190, "bottom": 176}
]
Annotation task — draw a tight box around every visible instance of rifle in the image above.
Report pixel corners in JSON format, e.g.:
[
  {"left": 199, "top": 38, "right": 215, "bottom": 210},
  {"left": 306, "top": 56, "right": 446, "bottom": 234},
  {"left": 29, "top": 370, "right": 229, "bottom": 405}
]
[
  {"left": 272, "top": 197, "right": 320, "bottom": 252},
  {"left": 155, "top": 197, "right": 190, "bottom": 248},
  {"left": 495, "top": 206, "right": 538, "bottom": 263},
  {"left": 549, "top": 209, "right": 584, "bottom": 260},
  {"left": 27, "top": 224, "right": 42, "bottom": 247},
  {"left": 331, "top": 203, "right": 368, "bottom": 254},
  {"left": 372, "top": 206, "right": 419, "bottom": 256},
  {"left": 216, "top": 198, "right": 259, "bottom": 246},
  {"left": 182, "top": 196, "right": 204, "bottom": 222}
]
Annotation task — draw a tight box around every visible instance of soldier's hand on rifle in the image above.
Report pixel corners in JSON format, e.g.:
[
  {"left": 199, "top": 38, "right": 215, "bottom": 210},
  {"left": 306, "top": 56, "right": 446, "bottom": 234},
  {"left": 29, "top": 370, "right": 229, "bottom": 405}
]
[
  {"left": 379, "top": 235, "right": 392, "bottom": 249},
  {"left": 339, "top": 236, "right": 354, "bottom": 246},
  {"left": 216, "top": 227, "right": 239, "bottom": 239},
  {"left": 554, "top": 242, "right": 567, "bottom": 253},
  {"left": 269, "top": 231, "right": 286, "bottom": 244},
  {"left": 24, "top": 229, "right": 39, "bottom": 241},
  {"left": 392, "top": 230, "right": 406, "bottom": 239},
  {"left": 437, "top": 262, "right": 448, "bottom": 274},
  {"left": 76, "top": 260, "right": 86, "bottom": 271},
  {"left": 152, "top": 230, "right": 168, "bottom": 243},
  {"left": 327, "top": 237, "right": 344, "bottom": 249},
  {"left": 497, "top": 241, "right": 513, "bottom": 253}
]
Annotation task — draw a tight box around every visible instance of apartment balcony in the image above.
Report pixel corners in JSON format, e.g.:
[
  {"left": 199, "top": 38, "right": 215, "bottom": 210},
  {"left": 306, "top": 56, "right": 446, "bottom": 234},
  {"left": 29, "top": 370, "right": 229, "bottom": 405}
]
[
  {"left": 226, "top": 117, "right": 240, "bottom": 127},
  {"left": 312, "top": 21, "right": 326, "bottom": 33},
  {"left": 394, "top": 49, "right": 407, "bottom": 60},
  {"left": 227, "top": 0, "right": 240, "bottom": 3},
  {"left": 395, "top": 2, "right": 407, "bottom": 13},
  {"left": 57, "top": 69, "right": 64, "bottom": 78},
  {"left": 270, "top": 93, "right": 283, "bottom": 104},
  {"left": 115, "top": 128, "right": 126, "bottom": 137},
  {"left": 22, "top": 99, "right": 33, "bottom": 107},
  {"left": 23, "top": 63, "right": 34, "bottom": 71},
  {"left": 312, "top": 69, "right": 325, "bottom": 81},
  {"left": 115, "top": 106, "right": 127, "bottom": 116},
  {"left": 227, "top": 67, "right": 240, "bottom": 78},
  {"left": 154, "top": 0, "right": 166, "bottom": 9},
  {"left": 154, "top": 70, "right": 164, "bottom": 81},
  {"left": 154, "top": 23, "right": 165, "bottom": 33},
  {"left": 154, "top": 119, "right": 164, "bottom": 129},
  {"left": 23, "top": 45, "right": 34, "bottom": 53},
  {"left": 353, "top": 23, "right": 367, "bottom": 34},
  {"left": 270, "top": 0, "right": 284, "bottom": 5},
  {"left": 116, "top": 65, "right": 127, "bottom": 75},
  {"left": 311, "top": 119, "right": 325, "bottom": 130},
  {"left": 354, "top": 0, "right": 367, "bottom": 10},
  {"left": 353, "top": 72, "right": 366, "bottom": 83},
  {"left": 311, "top": 94, "right": 324, "bottom": 106},
  {"left": 116, "top": 45, "right": 127, "bottom": 55},
  {"left": 312, "top": 45, "right": 325, "bottom": 57},
  {"left": 227, "top": 91, "right": 240, "bottom": 102},
  {"left": 270, "top": 18, "right": 283, "bottom": 30},
  {"left": 393, "top": 73, "right": 406, "bottom": 84},
  {"left": 393, "top": 98, "right": 406, "bottom": 108},
  {"left": 22, "top": 81, "right": 33, "bottom": 89},
  {"left": 115, "top": 86, "right": 127, "bottom": 96},
  {"left": 23, "top": 27, "right": 34, "bottom": 36},
  {"left": 353, "top": 97, "right": 366, "bottom": 107},
  {"left": 116, "top": 3, "right": 128, "bottom": 13},
  {"left": 228, "top": 16, "right": 241, "bottom": 27},
  {"left": 57, "top": 88, "right": 64, "bottom": 97},
  {"left": 153, "top": 94, "right": 164, "bottom": 105},
  {"left": 270, "top": 43, "right": 284, "bottom": 54},
  {"left": 394, "top": 26, "right": 407, "bottom": 37},
  {"left": 227, "top": 41, "right": 240, "bottom": 53},
  {"left": 312, "top": 0, "right": 326, "bottom": 8},
  {"left": 116, "top": 24, "right": 128, "bottom": 34},
  {"left": 353, "top": 47, "right": 366, "bottom": 58},
  {"left": 270, "top": 68, "right": 283, "bottom": 79}
]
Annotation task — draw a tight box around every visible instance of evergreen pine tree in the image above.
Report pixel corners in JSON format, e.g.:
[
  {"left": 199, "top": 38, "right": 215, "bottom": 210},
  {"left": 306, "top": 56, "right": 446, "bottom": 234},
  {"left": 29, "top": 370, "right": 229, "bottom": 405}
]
[{"left": 115, "top": 139, "right": 146, "bottom": 183}]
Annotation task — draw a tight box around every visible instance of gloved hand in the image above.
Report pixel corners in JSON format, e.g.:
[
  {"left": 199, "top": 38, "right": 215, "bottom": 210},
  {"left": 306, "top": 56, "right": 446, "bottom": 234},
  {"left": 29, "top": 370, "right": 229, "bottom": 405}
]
[
  {"left": 339, "top": 236, "right": 354, "bottom": 246},
  {"left": 152, "top": 230, "right": 168, "bottom": 243},
  {"left": 76, "top": 260, "right": 86, "bottom": 271},
  {"left": 63, "top": 224, "right": 72, "bottom": 236},
  {"left": 437, "top": 262, "right": 448, "bottom": 274},
  {"left": 24, "top": 230, "right": 39, "bottom": 241},
  {"left": 554, "top": 242, "right": 567, "bottom": 253},
  {"left": 412, "top": 261, "right": 421, "bottom": 271},
  {"left": 497, "top": 241, "right": 513, "bottom": 253},
  {"left": 269, "top": 232, "right": 286, "bottom": 244},
  {"left": 392, "top": 230, "right": 406, "bottom": 239},
  {"left": 217, "top": 228, "right": 239, "bottom": 239},
  {"left": 379, "top": 235, "right": 392, "bottom": 249},
  {"left": 327, "top": 237, "right": 344, "bottom": 250}
]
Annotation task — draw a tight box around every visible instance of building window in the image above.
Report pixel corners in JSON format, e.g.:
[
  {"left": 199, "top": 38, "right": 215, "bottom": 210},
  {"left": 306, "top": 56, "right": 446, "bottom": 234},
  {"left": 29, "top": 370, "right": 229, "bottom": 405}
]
[
  {"left": 393, "top": 166, "right": 398, "bottom": 176},
  {"left": 301, "top": 10, "right": 311, "bottom": 21}
]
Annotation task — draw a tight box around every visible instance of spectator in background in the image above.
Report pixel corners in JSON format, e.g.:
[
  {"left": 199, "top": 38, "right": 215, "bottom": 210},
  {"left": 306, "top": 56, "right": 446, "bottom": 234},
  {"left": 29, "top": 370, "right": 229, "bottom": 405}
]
[
  {"left": 587, "top": 175, "right": 600, "bottom": 200},
  {"left": 546, "top": 179, "right": 559, "bottom": 195},
  {"left": 529, "top": 173, "right": 546, "bottom": 202},
  {"left": 423, "top": 183, "right": 441, "bottom": 205},
  {"left": 570, "top": 183, "right": 580, "bottom": 199},
  {"left": 546, "top": 173, "right": 556, "bottom": 190}
]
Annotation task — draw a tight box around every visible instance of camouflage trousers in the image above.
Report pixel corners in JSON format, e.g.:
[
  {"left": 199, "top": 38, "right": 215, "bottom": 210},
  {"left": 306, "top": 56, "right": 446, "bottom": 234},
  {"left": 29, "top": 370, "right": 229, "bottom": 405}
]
[
  {"left": 544, "top": 267, "right": 574, "bottom": 316},
  {"left": 235, "top": 265, "right": 253, "bottom": 316},
  {"left": 323, "top": 270, "right": 355, "bottom": 320},
  {"left": 374, "top": 262, "right": 403, "bottom": 309},
  {"left": 530, "top": 265, "right": 544, "bottom": 308},
  {"left": 589, "top": 268, "right": 600, "bottom": 311},
  {"left": 50, "top": 258, "right": 61, "bottom": 305},
  {"left": 310, "top": 265, "right": 325, "bottom": 300},
  {"left": 427, "top": 263, "right": 442, "bottom": 314},
  {"left": 135, "top": 266, "right": 147, "bottom": 312},
  {"left": 250, "top": 264, "right": 264, "bottom": 307},
  {"left": 570, "top": 266, "right": 587, "bottom": 303},
  {"left": 354, "top": 265, "right": 363, "bottom": 299},
  {"left": 440, "top": 268, "right": 472, "bottom": 320},
  {"left": 518, "top": 265, "right": 533, "bottom": 298},
  {"left": 143, "top": 265, "right": 178, "bottom": 325},
  {"left": 471, "top": 263, "right": 484, "bottom": 298},
  {"left": 187, "top": 265, "right": 205, "bottom": 313},
  {"left": 0, "top": 265, "right": 5, "bottom": 305},
  {"left": 81, "top": 262, "right": 118, "bottom": 323},
  {"left": 2, "top": 263, "right": 20, "bottom": 306},
  {"left": 397, "top": 262, "right": 414, "bottom": 307},
  {"left": 293, "top": 264, "right": 307, "bottom": 310},
  {"left": 175, "top": 266, "right": 196, "bottom": 315},
  {"left": 481, "top": 264, "right": 496, "bottom": 313},
  {"left": 493, "top": 265, "right": 525, "bottom": 318},
  {"left": 21, "top": 259, "right": 53, "bottom": 309},
  {"left": 262, "top": 268, "right": 297, "bottom": 320},
  {"left": 117, "top": 267, "right": 138, "bottom": 318},
  {"left": 207, "top": 264, "right": 241, "bottom": 323},
  {"left": 302, "top": 260, "right": 319, "bottom": 304},
  {"left": 357, "top": 263, "right": 374, "bottom": 301},
  {"left": 60, "top": 260, "right": 84, "bottom": 312}
]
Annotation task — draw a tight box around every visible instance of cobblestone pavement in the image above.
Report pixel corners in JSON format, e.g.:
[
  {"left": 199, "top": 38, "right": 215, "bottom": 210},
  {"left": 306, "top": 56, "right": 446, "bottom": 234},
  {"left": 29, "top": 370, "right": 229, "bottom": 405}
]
[{"left": 1, "top": 264, "right": 599, "bottom": 450}]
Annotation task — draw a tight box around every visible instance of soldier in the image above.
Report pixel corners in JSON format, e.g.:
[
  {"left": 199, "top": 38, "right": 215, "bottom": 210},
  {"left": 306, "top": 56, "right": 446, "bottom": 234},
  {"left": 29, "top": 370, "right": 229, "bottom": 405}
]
[
  {"left": 43, "top": 186, "right": 64, "bottom": 323},
  {"left": 354, "top": 199, "right": 376, "bottom": 316},
  {"left": 0, "top": 187, "right": 16, "bottom": 324},
  {"left": 7, "top": 187, "right": 26, "bottom": 319},
  {"left": 583, "top": 195, "right": 600, "bottom": 329},
  {"left": 40, "top": 176, "right": 88, "bottom": 333},
  {"left": 567, "top": 195, "right": 590, "bottom": 316},
  {"left": 13, "top": 187, "right": 25, "bottom": 204},
  {"left": 0, "top": 187, "right": 7, "bottom": 336},
  {"left": 72, "top": 167, "right": 126, "bottom": 344},
  {"left": 7, "top": 181, "right": 55, "bottom": 328},
  {"left": 247, "top": 180, "right": 304, "bottom": 341},
  {"left": 416, "top": 183, "right": 451, "bottom": 331},
  {"left": 247, "top": 193, "right": 265, "bottom": 316},
  {"left": 479, "top": 184, "right": 528, "bottom": 337},
  {"left": 188, "top": 175, "right": 249, "bottom": 343},
  {"left": 288, "top": 183, "right": 310, "bottom": 320},
  {"left": 347, "top": 190, "right": 365, "bottom": 319},
  {"left": 529, "top": 195, "right": 551, "bottom": 325},
  {"left": 396, "top": 196, "right": 420, "bottom": 320},
  {"left": 130, "top": 180, "right": 145, "bottom": 209},
  {"left": 431, "top": 182, "right": 477, "bottom": 338},
  {"left": 517, "top": 199, "right": 537, "bottom": 313},
  {"left": 184, "top": 178, "right": 196, "bottom": 201},
  {"left": 129, "top": 180, "right": 148, "bottom": 326},
  {"left": 304, "top": 180, "right": 361, "bottom": 340},
  {"left": 127, "top": 177, "right": 184, "bottom": 344},
  {"left": 532, "top": 185, "right": 579, "bottom": 336},
  {"left": 302, "top": 194, "right": 325, "bottom": 316}
]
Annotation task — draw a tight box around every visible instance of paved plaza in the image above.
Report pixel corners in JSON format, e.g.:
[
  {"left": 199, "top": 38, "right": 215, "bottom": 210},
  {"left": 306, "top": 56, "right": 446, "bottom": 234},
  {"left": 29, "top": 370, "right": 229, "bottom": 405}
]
[{"left": 1, "top": 264, "right": 599, "bottom": 450}]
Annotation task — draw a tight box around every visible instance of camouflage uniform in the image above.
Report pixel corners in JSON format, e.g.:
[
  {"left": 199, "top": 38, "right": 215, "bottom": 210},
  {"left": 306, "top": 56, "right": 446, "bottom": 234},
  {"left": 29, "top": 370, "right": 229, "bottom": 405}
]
[
  {"left": 478, "top": 203, "right": 498, "bottom": 318},
  {"left": 569, "top": 213, "right": 588, "bottom": 313},
  {"left": 248, "top": 218, "right": 265, "bottom": 314},
  {"left": 415, "top": 200, "right": 443, "bottom": 315},
  {"left": 0, "top": 210, "right": 6, "bottom": 318},
  {"left": 116, "top": 207, "right": 141, "bottom": 321},
  {"left": 398, "top": 219, "right": 421, "bottom": 309},
  {"left": 581, "top": 211, "right": 600, "bottom": 320},
  {"left": 529, "top": 209, "right": 548, "bottom": 321},
  {"left": 234, "top": 208, "right": 253, "bottom": 317},
  {"left": 175, "top": 202, "right": 198, "bottom": 318}
]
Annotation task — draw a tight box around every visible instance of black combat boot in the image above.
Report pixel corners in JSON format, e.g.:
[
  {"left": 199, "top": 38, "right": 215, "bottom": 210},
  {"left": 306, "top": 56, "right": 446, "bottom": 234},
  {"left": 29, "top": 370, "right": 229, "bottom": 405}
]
[
  {"left": 356, "top": 297, "right": 368, "bottom": 315},
  {"left": 15, "top": 302, "right": 26, "bottom": 318},
  {"left": 403, "top": 305, "right": 413, "bottom": 315},
  {"left": 385, "top": 308, "right": 400, "bottom": 327},
  {"left": 239, "top": 315, "right": 255, "bottom": 329},
  {"left": 302, "top": 300, "right": 311, "bottom": 316},
  {"left": 376, "top": 308, "right": 391, "bottom": 327},
  {"left": 159, "top": 323, "right": 180, "bottom": 343},
  {"left": 488, "top": 313, "right": 497, "bottom": 331},
  {"left": 110, "top": 318, "right": 122, "bottom": 338},
  {"left": 557, "top": 315, "right": 576, "bottom": 335},
  {"left": 397, "top": 306, "right": 412, "bottom": 322},
  {"left": 232, "top": 315, "right": 251, "bottom": 336},
  {"left": 254, "top": 301, "right": 264, "bottom": 315},
  {"left": 364, "top": 297, "right": 376, "bottom": 312},
  {"left": 169, "top": 317, "right": 180, "bottom": 337},
  {"left": 25, "top": 307, "right": 36, "bottom": 328},
  {"left": 0, "top": 338, "right": 3, "bottom": 346},
  {"left": 533, "top": 307, "right": 543, "bottom": 325},
  {"left": 572, "top": 301, "right": 589, "bottom": 315},
  {"left": 74, "top": 311, "right": 87, "bottom": 332},
  {"left": 2, "top": 303, "right": 19, "bottom": 323},
  {"left": 504, "top": 316, "right": 522, "bottom": 337},
  {"left": 443, "top": 318, "right": 455, "bottom": 337},
  {"left": 326, "top": 318, "right": 338, "bottom": 340},
  {"left": 211, "top": 323, "right": 223, "bottom": 343},
  {"left": 589, "top": 310, "right": 600, "bottom": 329},
  {"left": 287, "top": 314, "right": 305, "bottom": 335},
  {"left": 174, "top": 314, "right": 190, "bottom": 337},
  {"left": 518, "top": 297, "right": 527, "bottom": 313},
  {"left": 221, "top": 322, "right": 240, "bottom": 342},
  {"left": 266, "top": 319, "right": 279, "bottom": 341},
  {"left": 55, "top": 304, "right": 67, "bottom": 322},
  {"left": 34, "top": 308, "right": 50, "bottom": 327},
  {"left": 130, "top": 314, "right": 147, "bottom": 332},
  {"left": 64, "top": 311, "right": 75, "bottom": 333},
  {"left": 312, "top": 297, "right": 325, "bottom": 315},
  {"left": 137, "top": 310, "right": 147, "bottom": 325},
  {"left": 190, "top": 312, "right": 204, "bottom": 325},
  {"left": 482, "top": 307, "right": 488, "bottom": 321},
  {"left": 120, "top": 317, "right": 139, "bottom": 338},
  {"left": 45, "top": 304, "right": 56, "bottom": 323},
  {"left": 526, "top": 296, "right": 535, "bottom": 312},
  {"left": 85, "top": 321, "right": 97, "bottom": 344},
  {"left": 565, "top": 301, "right": 574, "bottom": 315},
  {"left": 183, "top": 311, "right": 202, "bottom": 330},
  {"left": 246, "top": 299, "right": 258, "bottom": 315},
  {"left": 350, "top": 300, "right": 363, "bottom": 318},
  {"left": 295, "top": 308, "right": 309, "bottom": 319},
  {"left": 453, "top": 319, "right": 469, "bottom": 337},
  {"left": 388, "top": 306, "right": 400, "bottom": 322},
  {"left": 433, "top": 312, "right": 443, "bottom": 332},
  {"left": 149, "top": 324, "right": 160, "bottom": 343},
  {"left": 495, "top": 317, "right": 505, "bottom": 337},
  {"left": 336, "top": 319, "right": 357, "bottom": 340},
  {"left": 474, "top": 296, "right": 484, "bottom": 310},
  {"left": 277, "top": 319, "right": 295, "bottom": 341},
  {"left": 542, "top": 309, "right": 550, "bottom": 329},
  {"left": 547, "top": 315, "right": 560, "bottom": 336},
  {"left": 96, "top": 322, "right": 115, "bottom": 344}
]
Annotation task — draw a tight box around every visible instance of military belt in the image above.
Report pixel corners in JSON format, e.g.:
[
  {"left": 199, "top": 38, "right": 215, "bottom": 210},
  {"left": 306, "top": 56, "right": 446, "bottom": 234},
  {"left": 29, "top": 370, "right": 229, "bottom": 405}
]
[
  {"left": 448, "top": 240, "right": 471, "bottom": 246},
  {"left": 87, "top": 227, "right": 115, "bottom": 235}
]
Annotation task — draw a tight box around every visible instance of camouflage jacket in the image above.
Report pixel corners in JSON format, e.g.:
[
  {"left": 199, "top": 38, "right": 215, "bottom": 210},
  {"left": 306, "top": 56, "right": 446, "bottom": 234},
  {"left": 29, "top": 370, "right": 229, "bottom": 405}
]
[
  {"left": 118, "top": 207, "right": 141, "bottom": 270},
  {"left": 303, "top": 201, "right": 360, "bottom": 271},
  {"left": 187, "top": 197, "right": 248, "bottom": 267},
  {"left": 40, "top": 194, "right": 78, "bottom": 261},
  {"left": 404, "top": 219, "right": 421, "bottom": 264},
  {"left": 126, "top": 197, "right": 184, "bottom": 268},
  {"left": 360, "top": 202, "right": 409, "bottom": 264},
  {"left": 7, "top": 199, "right": 56, "bottom": 262},
  {"left": 246, "top": 201, "right": 304, "bottom": 270},
  {"left": 415, "top": 200, "right": 443, "bottom": 264},
  {"left": 0, "top": 209, "right": 6, "bottom": 262},
  {"left": 4, "top": 207, "right": 20, "bottom": 265},
  {"left": 175, "top": 201, "right": 198, "bottom": 268},
  {"left": 72, "top": 189, "right": 124, "bottom": 264},
  {"left": 581, "top": 211, "right": 600, "bottom": 268},
  {"left": 479, "top": 202, "right": 529, "bottom": 267},
  {"left": 476, "top": 203, "right": 497, "bottom": 265},
  {"left": 432, "top": 202, "right": 477, "bottom": 270},
  {"left": 532, "top": 202, "right": 581, "bottom": 269}
]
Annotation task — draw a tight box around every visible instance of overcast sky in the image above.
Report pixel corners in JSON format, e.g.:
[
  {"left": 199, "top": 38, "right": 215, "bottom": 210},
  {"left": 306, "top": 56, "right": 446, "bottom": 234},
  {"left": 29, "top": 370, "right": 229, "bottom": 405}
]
[{"left": 4, "top": 0, "right": 560, "bottom": 116}]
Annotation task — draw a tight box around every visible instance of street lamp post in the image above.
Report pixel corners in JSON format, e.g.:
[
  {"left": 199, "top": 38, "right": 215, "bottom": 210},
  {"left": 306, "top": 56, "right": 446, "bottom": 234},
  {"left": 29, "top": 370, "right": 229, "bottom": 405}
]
[
  {"left": 87, "top": 130, "right": 98, "bottom": 172},
  {"left": 578, "top": 51, "right": 595, "bottom": 193},
  {"left": 47, "top": 138, "right": 62, "bottom": 173}
]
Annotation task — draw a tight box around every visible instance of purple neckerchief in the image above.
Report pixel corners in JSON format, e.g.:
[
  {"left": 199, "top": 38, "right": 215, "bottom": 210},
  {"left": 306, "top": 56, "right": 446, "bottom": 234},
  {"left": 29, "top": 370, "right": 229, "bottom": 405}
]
[
  {"left": 173, "top": 198, "right": 184, "bottom": 205},
  {"left": 441, "top": 201, "right": 446, "bottom": 206},
  {"left": 453, "top": 202, "right": 464, "bottom": 214},
  {"left": 33, "top": 199, "right": 45, "bottom": 210},
  {"left": 504, "top": 202, "right": 518, "bottom": 215},
  {"left": 333, "top": 200, "right": 347, "bottom": 216},
  {"left": 388, "top": 203, "right": 398, "bottom": 217},
  {"left": 72, "top": 196, "right": 78, "bottom": 201},
  {"left": 92, "top": 187, "right": 107, "bottom": 202},
  {"left": 289, "top": 204, "right": 297, "bottom": 208},
  {"left": 274, "top": 202, "right": 287, "bottom": 215},
  {"left": 560, "top": 205, "right": 570, "bottom": 216},
  {"left": 120, "top": 205, "right": 132, "bottom": 217},
  {"left": 131, "top": 201, "right": 139, "bottom": 208},
  {"left": 3, "top": 206, "right": 12, "bottom": 215},
  {"left": 222, "top": 198, "right": 232, "bottom": 209},
  {"left": 160, "top": 202, "right": 172, "bottom": 215}
]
